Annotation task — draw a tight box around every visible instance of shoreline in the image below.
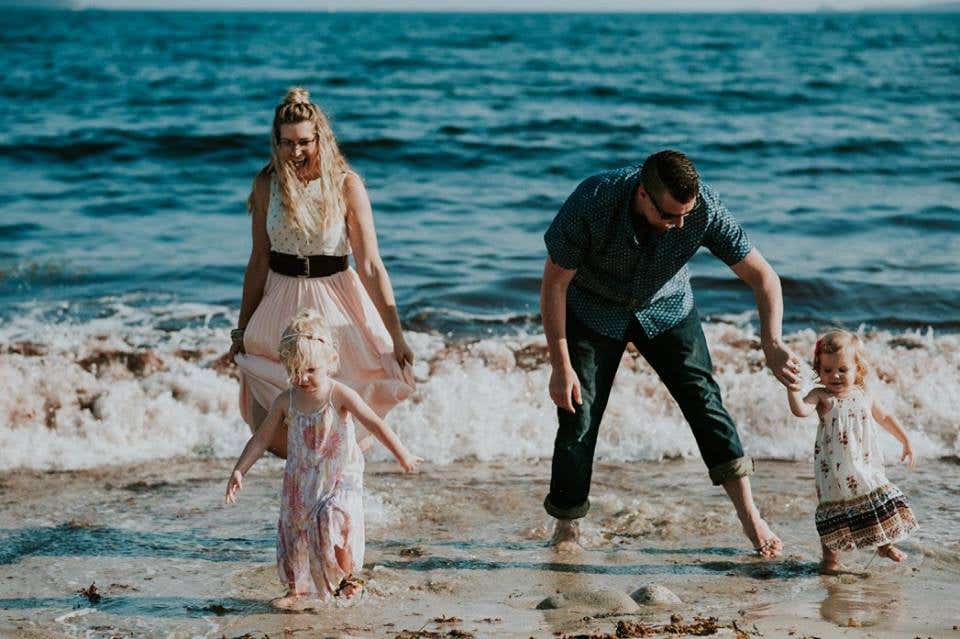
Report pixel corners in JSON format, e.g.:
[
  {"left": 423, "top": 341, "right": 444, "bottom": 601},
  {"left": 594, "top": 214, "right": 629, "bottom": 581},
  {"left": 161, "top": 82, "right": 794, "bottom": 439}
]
[
  {"left": 3, "top": 323, "right": 958, "bottom": 473},
  {"left": 1, "top": 457, "right": 957, "bottom": 638}
]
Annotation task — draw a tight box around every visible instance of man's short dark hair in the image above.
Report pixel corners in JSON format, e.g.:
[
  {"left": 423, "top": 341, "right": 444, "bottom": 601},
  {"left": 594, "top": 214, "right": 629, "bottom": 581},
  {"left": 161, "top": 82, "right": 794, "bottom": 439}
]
[{"left": 641, "top": 150, "right": 700, "bottom": 203}]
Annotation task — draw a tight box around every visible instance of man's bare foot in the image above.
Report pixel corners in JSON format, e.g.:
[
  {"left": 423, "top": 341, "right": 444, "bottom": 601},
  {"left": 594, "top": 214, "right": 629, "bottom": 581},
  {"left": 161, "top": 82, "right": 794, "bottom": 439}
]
[
  {"left": 270, "top": 592, "right": 301, "bottom": 610},
  {"left": 740, "top": 511, "right": 782, "bottom": 559},
  {"left": 878, "top": 544, "right": 906, "bottom": 562},
  {"left": 549, "top": 519, "right": 582, "bottom": 553}
]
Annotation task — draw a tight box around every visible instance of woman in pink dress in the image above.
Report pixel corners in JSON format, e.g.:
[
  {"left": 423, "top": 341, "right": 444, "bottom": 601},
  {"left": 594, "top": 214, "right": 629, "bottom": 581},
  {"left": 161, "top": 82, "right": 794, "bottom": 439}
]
[{"left": 230, "top": 87, "right": 415, "bottom": 457}]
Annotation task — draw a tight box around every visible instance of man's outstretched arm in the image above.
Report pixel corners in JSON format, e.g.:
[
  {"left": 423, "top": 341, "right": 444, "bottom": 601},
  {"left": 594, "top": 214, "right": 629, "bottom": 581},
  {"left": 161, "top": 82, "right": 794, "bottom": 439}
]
[{"left": 730, "top": 248, "right": 801, "bottom": 388}]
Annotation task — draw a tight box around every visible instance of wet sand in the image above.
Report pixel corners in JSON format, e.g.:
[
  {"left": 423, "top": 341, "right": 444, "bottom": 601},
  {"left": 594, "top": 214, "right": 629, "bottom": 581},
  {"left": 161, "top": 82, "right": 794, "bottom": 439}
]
[{"left": 1, "top": 457, "right": 957, "bottom": 638}]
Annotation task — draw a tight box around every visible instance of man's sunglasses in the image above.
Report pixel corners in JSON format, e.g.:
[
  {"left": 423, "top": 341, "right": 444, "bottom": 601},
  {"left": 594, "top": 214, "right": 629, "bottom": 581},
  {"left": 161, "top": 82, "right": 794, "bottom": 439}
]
[{"left": 649, "top": 191, "right": 701, "bottom": 221}]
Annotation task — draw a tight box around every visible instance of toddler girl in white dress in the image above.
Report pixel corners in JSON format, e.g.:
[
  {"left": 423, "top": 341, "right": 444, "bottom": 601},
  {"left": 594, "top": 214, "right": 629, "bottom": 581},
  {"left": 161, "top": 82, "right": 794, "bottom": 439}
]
[{"left": 787, "top": 329, "right": 917, "bottom": 575}]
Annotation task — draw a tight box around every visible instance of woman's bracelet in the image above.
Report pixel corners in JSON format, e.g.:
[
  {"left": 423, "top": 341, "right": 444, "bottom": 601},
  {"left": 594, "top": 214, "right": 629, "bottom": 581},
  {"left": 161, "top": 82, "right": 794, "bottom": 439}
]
[{"left": 230, "top": 328, "right": 245, "bottom": 345}]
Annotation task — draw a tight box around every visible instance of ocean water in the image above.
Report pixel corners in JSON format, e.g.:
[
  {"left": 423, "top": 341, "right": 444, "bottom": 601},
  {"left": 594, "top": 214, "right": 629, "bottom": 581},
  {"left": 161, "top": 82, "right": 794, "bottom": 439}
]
[{"left": 1, "top": 10, "right": 958, "bottom": 470}]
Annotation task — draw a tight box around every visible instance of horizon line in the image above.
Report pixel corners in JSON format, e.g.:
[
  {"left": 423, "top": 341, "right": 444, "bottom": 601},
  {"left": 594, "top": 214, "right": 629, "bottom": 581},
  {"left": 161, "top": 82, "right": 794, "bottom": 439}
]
[{"left": 18, "top": 6, "right": 960, "bottom": 12}]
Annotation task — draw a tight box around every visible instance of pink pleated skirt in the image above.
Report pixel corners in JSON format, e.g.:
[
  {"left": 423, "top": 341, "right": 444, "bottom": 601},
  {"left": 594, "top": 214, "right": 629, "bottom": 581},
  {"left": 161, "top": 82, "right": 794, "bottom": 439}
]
[{"left": 235, "top": 267, "right": 415, "bottom": 452}]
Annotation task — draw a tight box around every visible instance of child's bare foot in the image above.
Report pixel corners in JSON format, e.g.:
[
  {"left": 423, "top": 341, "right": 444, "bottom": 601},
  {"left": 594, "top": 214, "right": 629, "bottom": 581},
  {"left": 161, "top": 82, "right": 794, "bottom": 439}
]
[
  {"left": 549, "top": 519, "right": 582, "bottom": 553},
  {"left": 335, "top": 575, "right": 364, "bottom": 599},
  {"left": 270, "top": 592, "right": 301, "bottom": 610},
  {"left": 739, "top": 511, "right": 782, "bottom": 558},
  {"left": 878, "top": 544, "right": 906, "bottom": 562},
  {"left": 819, "top": 545, "right": 843, "bottom": 575}
]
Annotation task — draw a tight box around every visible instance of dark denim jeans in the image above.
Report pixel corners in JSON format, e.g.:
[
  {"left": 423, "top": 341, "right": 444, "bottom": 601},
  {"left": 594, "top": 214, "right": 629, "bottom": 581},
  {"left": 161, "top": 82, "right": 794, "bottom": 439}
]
[{"left": 544, "top": 308, "right": 754, "bottom": 520}]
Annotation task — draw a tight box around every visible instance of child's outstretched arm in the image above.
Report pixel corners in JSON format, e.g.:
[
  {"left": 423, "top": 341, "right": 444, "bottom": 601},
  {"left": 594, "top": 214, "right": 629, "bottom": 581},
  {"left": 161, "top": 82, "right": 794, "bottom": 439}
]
[
  {"left": 335, "top": 383, "right": 421, "bottom": 472},
  {"left": 225, "top": 394, "right": 286, "bottom": 504},
  {"left": 787, "top": 386, "right": 821, "bottom": 418},
  {"left": 871, "top": 399, "right": 915, "bottom": 468}
]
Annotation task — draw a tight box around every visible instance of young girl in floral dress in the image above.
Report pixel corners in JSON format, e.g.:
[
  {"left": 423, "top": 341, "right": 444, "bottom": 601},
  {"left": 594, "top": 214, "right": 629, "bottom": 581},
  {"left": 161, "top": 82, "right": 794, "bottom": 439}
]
[
  {"left": 787, "top": 329, "right": 917, "bottom": 575},
  {"left": 226, "top": 310, "right": 421, "bottom": 607}
]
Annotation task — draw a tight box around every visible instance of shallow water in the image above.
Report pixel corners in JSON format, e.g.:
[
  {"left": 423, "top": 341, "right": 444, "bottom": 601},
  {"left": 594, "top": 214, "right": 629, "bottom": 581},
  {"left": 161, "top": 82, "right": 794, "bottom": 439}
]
[{"left": 0, "top": 458, "right": 957, "bottom": 637}]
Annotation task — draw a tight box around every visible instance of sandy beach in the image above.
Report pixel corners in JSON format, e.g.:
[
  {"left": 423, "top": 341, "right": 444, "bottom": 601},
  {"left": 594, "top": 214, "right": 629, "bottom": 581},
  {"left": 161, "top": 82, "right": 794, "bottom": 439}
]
[
  {"left": 2, "top": 321, "right": 958, "bottom": 638},
  {"left": 1, "top": 456, "right": 957, "bottom": 638}
]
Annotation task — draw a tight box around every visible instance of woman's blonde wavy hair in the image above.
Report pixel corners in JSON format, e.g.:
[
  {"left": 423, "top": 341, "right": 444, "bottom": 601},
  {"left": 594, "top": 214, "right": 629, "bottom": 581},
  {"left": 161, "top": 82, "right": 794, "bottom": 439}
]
[
  {"left": 813, "top": 329, "right": 869, "bottom": 389},
  {"left": 248, "top": 87, "right": 349, "bottom": 238},
  {"left": 278, "top": 309, "right": 339, "bottom": 381}
]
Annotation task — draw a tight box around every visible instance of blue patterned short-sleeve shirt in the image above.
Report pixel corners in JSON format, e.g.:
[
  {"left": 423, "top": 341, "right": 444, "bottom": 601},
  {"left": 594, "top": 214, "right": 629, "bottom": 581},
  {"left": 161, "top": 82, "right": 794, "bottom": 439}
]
[{"left": 544, "top": 165, "right": 753, "bottom": 341}]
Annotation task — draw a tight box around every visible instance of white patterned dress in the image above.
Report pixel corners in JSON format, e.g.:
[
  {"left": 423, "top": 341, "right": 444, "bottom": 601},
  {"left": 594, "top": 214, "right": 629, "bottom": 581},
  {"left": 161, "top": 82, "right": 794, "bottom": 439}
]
[
  {"left": 813, "top": 387, "right": 917, "bottom": 551},
  {"left": 277, "top": 387, "right": 365, "bottom": 598}
]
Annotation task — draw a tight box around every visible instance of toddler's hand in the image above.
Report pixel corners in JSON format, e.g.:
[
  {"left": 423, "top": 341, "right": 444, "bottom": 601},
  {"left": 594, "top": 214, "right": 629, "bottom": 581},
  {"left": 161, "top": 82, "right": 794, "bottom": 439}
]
[
  {"left": 400, "top": 454, "right": 423, "bottom": 473},
  {"left": 225, "top": 470, "right": 243, "bottom": 504},
  {"left": 900, "top": 439, "right": 915, "bottom": 469}
]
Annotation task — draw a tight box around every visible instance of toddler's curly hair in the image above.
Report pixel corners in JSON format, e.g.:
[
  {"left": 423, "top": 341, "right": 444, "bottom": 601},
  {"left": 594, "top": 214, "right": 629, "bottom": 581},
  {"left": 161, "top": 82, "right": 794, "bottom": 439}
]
[{"left": 813, "top": 329, "right": 868, "bottom": 388}]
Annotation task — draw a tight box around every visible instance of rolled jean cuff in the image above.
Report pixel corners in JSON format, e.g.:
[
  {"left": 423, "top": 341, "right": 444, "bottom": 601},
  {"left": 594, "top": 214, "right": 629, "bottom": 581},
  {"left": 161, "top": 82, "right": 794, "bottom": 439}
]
[
  {"left": 544, "top": 494, "right": 590, "bottom": 520},
  {"left": 708, "top": 456, "right": 755, "bottom": 485}
]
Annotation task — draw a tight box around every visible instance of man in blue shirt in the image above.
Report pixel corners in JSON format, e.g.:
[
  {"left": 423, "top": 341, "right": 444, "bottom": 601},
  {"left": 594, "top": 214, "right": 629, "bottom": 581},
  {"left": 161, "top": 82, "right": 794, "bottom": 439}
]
[{"left": 541, "top": 150, "right": 800, "bottom": 556}]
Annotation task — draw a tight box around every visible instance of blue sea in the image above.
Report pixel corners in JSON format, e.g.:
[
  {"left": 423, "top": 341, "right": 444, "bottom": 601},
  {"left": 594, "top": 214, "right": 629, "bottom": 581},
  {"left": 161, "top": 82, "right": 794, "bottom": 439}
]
[{"left": 1, "top": 10, "right": 958, "bottom": 470}]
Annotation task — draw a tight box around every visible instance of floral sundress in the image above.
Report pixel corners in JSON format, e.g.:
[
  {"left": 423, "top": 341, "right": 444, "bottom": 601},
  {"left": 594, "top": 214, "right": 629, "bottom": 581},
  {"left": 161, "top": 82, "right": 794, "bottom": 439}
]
[
  {"left": 277, "top": 387, "right": 365, "bottom": 598},
  {"left": 813, "top": 387, "right": 917, "bottom": 551}
]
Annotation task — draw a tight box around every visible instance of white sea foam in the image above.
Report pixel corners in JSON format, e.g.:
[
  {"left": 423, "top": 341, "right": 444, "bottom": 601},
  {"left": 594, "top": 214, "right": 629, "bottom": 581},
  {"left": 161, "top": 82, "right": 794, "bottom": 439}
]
[{"left": 1, "top": 302, "right": 957, "bottom": 471}]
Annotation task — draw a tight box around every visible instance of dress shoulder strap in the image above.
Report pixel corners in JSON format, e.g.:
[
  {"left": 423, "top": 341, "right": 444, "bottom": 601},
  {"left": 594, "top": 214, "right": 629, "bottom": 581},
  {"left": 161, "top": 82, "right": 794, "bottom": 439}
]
[{"left": 325, "top": 382, "right": 338, "bottom": 412}]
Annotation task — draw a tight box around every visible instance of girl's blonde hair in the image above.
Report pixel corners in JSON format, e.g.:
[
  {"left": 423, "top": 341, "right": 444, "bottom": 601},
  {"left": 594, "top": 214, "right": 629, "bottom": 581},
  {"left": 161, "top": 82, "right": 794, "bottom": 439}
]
[
  {"left": 278, "top": 309, "right": 339, "bottom": 381},
  {"left": 813, "top": 329, "right": 868, "bottom": 388},
  {"left": 248, "top": 87, "right": 349, "bottom": 238}
]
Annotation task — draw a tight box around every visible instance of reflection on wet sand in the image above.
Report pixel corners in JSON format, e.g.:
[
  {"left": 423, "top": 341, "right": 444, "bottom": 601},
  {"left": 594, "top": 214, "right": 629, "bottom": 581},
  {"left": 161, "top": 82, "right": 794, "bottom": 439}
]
[{"left": 819, "top": 573, "right": 904, "bottom": 629}]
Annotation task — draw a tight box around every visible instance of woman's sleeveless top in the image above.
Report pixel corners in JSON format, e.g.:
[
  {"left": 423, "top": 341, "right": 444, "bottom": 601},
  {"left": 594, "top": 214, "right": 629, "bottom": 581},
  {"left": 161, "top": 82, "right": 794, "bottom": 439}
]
[{"left": 266, "top": 174, "right": 352, "bottom": 256}]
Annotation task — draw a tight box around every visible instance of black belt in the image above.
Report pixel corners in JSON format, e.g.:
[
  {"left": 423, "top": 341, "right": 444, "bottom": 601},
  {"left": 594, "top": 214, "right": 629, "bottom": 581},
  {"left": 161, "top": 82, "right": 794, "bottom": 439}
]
[{"left": 269, "top": 251, "right": 348, "bottom": 278}]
